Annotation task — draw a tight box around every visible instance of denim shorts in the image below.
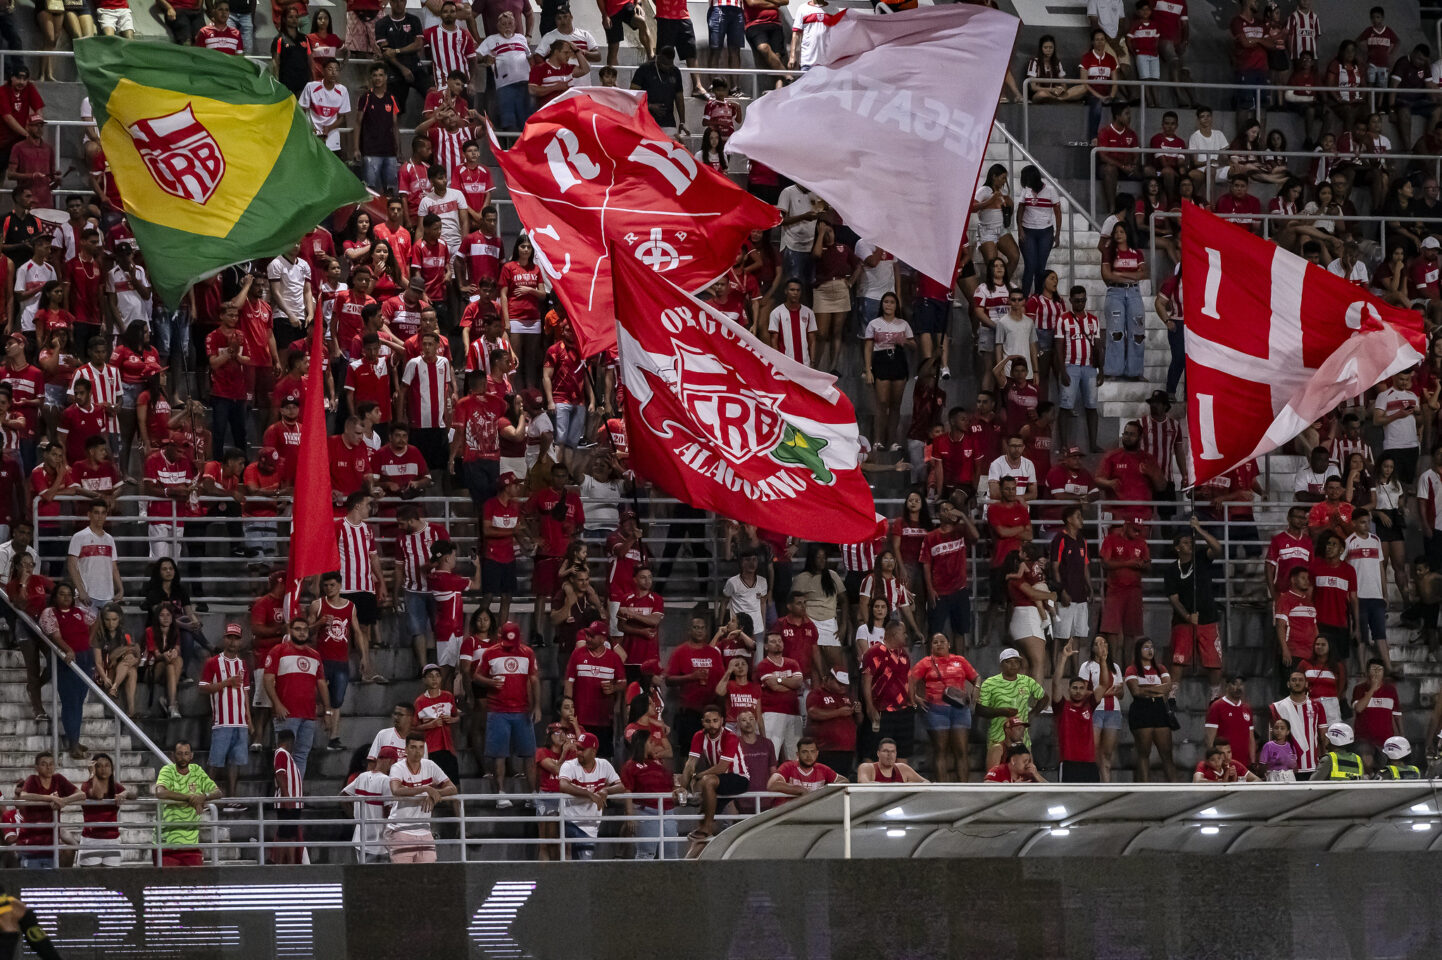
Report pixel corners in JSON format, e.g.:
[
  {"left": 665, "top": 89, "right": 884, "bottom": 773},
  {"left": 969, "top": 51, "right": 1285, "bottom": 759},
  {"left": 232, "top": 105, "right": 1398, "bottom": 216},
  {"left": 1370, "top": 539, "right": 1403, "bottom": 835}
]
[
  {"left": 404, "top": 589, "right": 435, "bottom": 639},
  {"left": 1093, "top": 708, "right": 1122, "bottom": 730},
  {"left": 324, "top": 659, "right": 349, "bottom": 708},
  {"left": 926, "top": 701, "right": 972, "bottom": 731},
  {"left": 707, "top": 4, "right": 743, "bottom": 49},
  {"left": 485, "top": 711, "right": 537, "bottom": 758},
  {"left": 209, "top": 725, "right": 250, "bottom": 766}
]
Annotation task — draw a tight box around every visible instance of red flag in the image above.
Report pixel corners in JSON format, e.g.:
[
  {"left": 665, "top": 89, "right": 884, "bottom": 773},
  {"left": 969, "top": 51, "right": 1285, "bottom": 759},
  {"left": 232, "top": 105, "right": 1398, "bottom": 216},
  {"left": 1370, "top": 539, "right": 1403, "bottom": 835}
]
[
  {"left": 1182, "top": 202, "right": 1425, "bottom": 486},
  {"left": 612, "top": 249, "right": 881, "bottom": 543},
  {"left": 488, "top": 87, "right": 780, "bottom": 357},
  {"left": 284, "top": 315, "right": 340, "bottom": 614}
]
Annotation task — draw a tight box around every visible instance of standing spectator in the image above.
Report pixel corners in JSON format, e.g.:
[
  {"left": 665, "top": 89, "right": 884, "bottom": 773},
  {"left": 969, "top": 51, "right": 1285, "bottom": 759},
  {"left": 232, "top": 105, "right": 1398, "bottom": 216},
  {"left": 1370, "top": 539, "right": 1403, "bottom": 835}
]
[
  {"left": 353, "top": 66, "right": 402, "bottom": 193},
  {"left": 1099, "top": 515, "right": 1149, "bottom": 663},
  {"left": 1285, "top": 0, "right": 1320, "bottom": 65},
  {"left": 620, "top": 730, "right": 680, "bottom": 860},
  {"left": 910, "top": 633, "right": 978, "bottom": 782},
  {"left": 805, "top": 666, "right": 857, "bottom": 780},
  {"left": 1205, "top": 673, "right": 1258, "bottom": 768},
  {"left": 196, "top": 1, "right": 244, "bottom": 53},
  {"left": 400, "top": 330, "right": 454, "bottom": 470},
  {"left": 564, "top": 624, "right": 626, "bottom": 757},
  {"left": 268, "top": 729, "right": 304, "bottom": 865},
  {"left": 1051, "top": 640, "right": 1099, "bottom": 782},
  {"left": 921, "top": 501, "right": 979, "bottom": 648},
  {"left": 1375, "top": 369, "right": 1432, "bottom": 484},
  {"left": 475, "top": 620, "right": 539, "bottom": 808},
  {"left": 1350, "top": 658, "right": 1401, "bottom": 773},
  {"left": 525, "top": 463, "right": 584, "bottom": 632},
  {"left": 1056, "top": 286, "right": 1103, "bottom": 451},
  {"left": 299, "top": 60, "right": 351, "bottom": 161},
  {"left": 1017, "top": 165, "right": 1061, "bottom": 297},
  {"left": 617, "top": 567, "right": 664, "bottom": 677},
  {"left": 425, "top": 538, "right": 478, "bottom": 691},
  {"left": 542, "top": 322, "right": 591, "bottom": 449},
  {"left": 1096, "top": 420, "right": 1161, "bottom": 523},
  {"left": 478, "top": 11, "right": 531, "bottom": 129},
  {"left": 1275, "top": 565, "right": 1318, "bottom": 667},
  {"left": 159, "top": 0, "right": 207, "bottom": 45},
  {"left": 775, "top": 182, "right": 819, "bottom": 291},
  {"left": 393, "top": 504, "right": 444, "bottom": 673},
  {"left": 199, "top": 624, "right": 252, "bottom": 800},
  {"left": 1270, "top": 667, "right": 1325, "bottom": 776},
  {"left": 1100, "top": 221, "right": 1146, "bottom": 379},
  {"left": 336, "top": 491, "right": 387, "bottom": 682},
  {"left": 861, "top": 622, "right": 917, "bottom": 762},
  {"left": 65, "top": 500, "right": 120, "bottom": 614},
  {"left": 1166, "top": 517, "right": 1223, "bottom": 700},
  {"left": 1080, "top": 27, "right": 1120, "bottom": 141},
  {"left": 766, "top": 278, "right": 817, "bottom": 368},
  {"left": 14, "top": 751, "right": 81, "bottom": 868},
  {"left": 1308, "top": 721, "right": 1364, "bottom": 780},
  {"left": 679, "top": 705, "right": 749, "bottom": 842},
  {"left": 413, "top": 663, "right": 461, "bottom": 785},
  {"left": 1125, "top": 638, "right": 1176, "bottom": 782},
  {"left": 263, "top": 617, "right": 333, "bottom": 778},
  {"left": 665, "top": 614, "right": 724, "bottom": 754},
  {"left": 754, "top": 630, "right": 804, "bottom": 762},
  {"left": 375, "top": 0, "right": 426, "bottom": 112},
  {"left": 1346, "top": 510, "right": 1392, "bottom": 673},
  {"left": 1229, "top": 0, "right": 1268, "bottom": 109},
  {"left": 153, "top": 740, "right": 222, "bottom": 867},
  {"left": 76, "top": 752, "right": 131, "bottom": 868},
  {"left": 270, "top": 5, "right": 314, "bottom": 97},
  {"left": 386, "top": 731, "right": 456, "bottom": 863}
]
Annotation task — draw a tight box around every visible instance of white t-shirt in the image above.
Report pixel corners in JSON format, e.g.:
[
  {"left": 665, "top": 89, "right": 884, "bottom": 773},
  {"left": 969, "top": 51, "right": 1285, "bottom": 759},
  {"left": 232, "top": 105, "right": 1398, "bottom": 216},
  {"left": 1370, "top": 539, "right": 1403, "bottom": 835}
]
[
  {"left": 862, "top": 317, "right": 913, "bottom": 351},
  {"left": 723, "top": 573, "right": 769, "bottom": 631},
  {"left": 340, "top": 769, "right": 392, "bottom": 858},
  {"left": 974, "top": 184, "right": 1006, "bottom": 231},
  {"left": 777, "top": 184, "right": 818, "bottom": 253},
  {"left": 1087, "top": 0, "right": 1126, "bottom": 37},
  {"left": 855, "top": 624, "right": 884, "bottom": 647},
  {"left": 535, "top": 29, "right": 599, "bottom": 86},
  {"left": 367, "top": 726, "right": 421, "bottom": 763},
  {"left": 1345, "top": 532, "right": 1384, "bottom": 600},
  {"left": 985, "top": 456, "right": 1038, "bottom": 499},
  {"left": 1188, "top": 129, "right": 1231, "bottom": 173},
  {"left": 105, "top": 263, "right": 151, "bottom": 331},
  {"left": 853, "top": 241, "right": 895, "bottom": 301},
  {"left": 994, "top": 314, "right": 1038, "bottom": 377},
  {"left": 1420, "top": 469, "right": 1442, "bottom": 532},
  {"left": 14, "top": 259, "right": 56, "bottom": 333},
  {"left": 386, "top": 758, "right": 451, "bottom": 834},
  {"left": 478, "top": 31, "right": 532, "bottom": 87},
  {"left": 1019, "top": 184, "right": 1060, "bottom": 230},
  {"left": 579, "top": 476, "right": 624, "bottom": 531},
  {"left": 1374, "top": 387, "right": 1420, "bottom": 450},
  {"left": 266, "top": 256, "right": 312, "bottom": 321},
  {"left": 1078, "top": 659, "right": 1121, "bottom": 711},
  {"left": 558, "top": 757, "right": 621, "bottom": 837},
  {"left": 1327, "top": 258, "right": 1369, "bottom": 284},
  {"left": 1292, "top": 467, "right": 1329, "bottom": 498},
  {"left": 417, "top": 188, "right": 467, "bottom": 250},
  {"left": 298, "top": 80, "right": 352, "bottom": 151},
  {"left": 67, "top": 527, "right": 118, "bottom": 602}
]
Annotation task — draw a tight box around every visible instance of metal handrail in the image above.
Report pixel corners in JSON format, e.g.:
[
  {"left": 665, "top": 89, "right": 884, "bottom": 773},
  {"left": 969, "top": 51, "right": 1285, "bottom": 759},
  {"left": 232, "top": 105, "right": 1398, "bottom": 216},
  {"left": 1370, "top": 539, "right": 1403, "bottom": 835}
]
[
  {"left": 0, "top": 588, "right": 170, "bottom": 766},
  {"left": 1023, "top": 76, "right": 1400, "bottom": 151},
  {"left": 1088, "top": 145, "right": 1442, "bottom": 221}
]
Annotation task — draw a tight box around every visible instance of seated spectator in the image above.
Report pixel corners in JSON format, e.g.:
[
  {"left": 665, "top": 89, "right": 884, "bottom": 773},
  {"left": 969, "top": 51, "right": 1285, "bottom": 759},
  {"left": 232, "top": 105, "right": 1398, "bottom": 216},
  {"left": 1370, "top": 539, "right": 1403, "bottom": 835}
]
[
  {"left": 855, "top": 737, "right": 926, "bottom": 783},
  {"left": 983, "top": 742, "right": 1047, "bottom": 783}
]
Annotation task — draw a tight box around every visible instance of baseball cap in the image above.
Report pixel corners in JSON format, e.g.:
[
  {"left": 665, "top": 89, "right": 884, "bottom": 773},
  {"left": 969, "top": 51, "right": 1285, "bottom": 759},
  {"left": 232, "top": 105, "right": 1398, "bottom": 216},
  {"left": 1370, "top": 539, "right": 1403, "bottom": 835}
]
[
  {"left": 831, "top": 667, "right": 850, "bottom": 685},
  {"left": 1325, "top": 721, "right": 1354, "bottom": 746},
  {"left": 224, "top": 622, "right": 243, "bottom": 636},
  {"left": 999, "top": 647, "right": 1023, "bottom": 662},
  {"left": 587, "top": 620, "right": 608, "bottom": 637},
  {"left": 577, "top": 731, "right": 599, "bottom": 750},
  {"left": 1382, "top": 735, "right": 1412, "bottom": 760},
  {"left": 422, "top": 662, "right": 441, "bottom": 675},
  {"left": 260, "top": 446, "right": 281, "bottom": 468},
  {"left": 1424, "top": 236, "right": 1441, "bottom": 250},
  {"left": 620, "top": 508, "right": 638, "bottom": 522},
  {"left": 498, "top": 471, "right": 520, "bottom": 487},
  {"left": 280, "top": 392, "right": 300, "bottom": 407},
  {"left": 520, "top": 388, "right": 544, "bottom": 410},
  {"left": 6, "top": 333, "right": 23, "bottom": 345},
  {"left": 640, "top": 658, "right": 661, "bottom": 677},
  {"left": 377, "top": 745, "right": 402, "bottom": 761},
  {"left": 268, "top": 569, "right": 286, "bottom": 587},
  {"left": 1064, "top": 445, "right": 1083, "bottom": 457},
  {"left": 500, "top": 621, "right": 522, "bottom": 644}
]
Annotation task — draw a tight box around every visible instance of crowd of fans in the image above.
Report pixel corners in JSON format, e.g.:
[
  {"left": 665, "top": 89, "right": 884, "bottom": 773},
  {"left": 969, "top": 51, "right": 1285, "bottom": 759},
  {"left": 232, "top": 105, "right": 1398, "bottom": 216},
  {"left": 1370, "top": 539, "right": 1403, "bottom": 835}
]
[{"left": 0, "top": 0, "right": 1438, "bottom": 867}]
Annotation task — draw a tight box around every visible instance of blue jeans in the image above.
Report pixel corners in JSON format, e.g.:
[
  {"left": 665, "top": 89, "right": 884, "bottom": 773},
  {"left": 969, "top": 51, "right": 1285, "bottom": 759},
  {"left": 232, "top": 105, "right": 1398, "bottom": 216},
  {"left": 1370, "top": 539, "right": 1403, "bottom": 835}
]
[
  {"left": 554, "top": 403, "right": 585, "bottom": 447},
  {"left": 228, "top": 12, "right": 254, "bottom": 53},
  {"left": 633, "top": 812, "right": 682, "bottom": 860},
  {"left": 563, "top": 820, "right": 595, "bottom": 860},
  {"left": 244, "top": 519, "right": 277, "bottom": 558},
  {"left": 58, "top": 649, "right": 94, "bottom": 746},
  {"left": 1103, "top": 285, "right": 1145, "bottom": 379},
  {"left": 363, "top": 155, "right": 398, "bottom": 193},
  {"left": 1086, "top": 94, "right": 1107, "bottom": 141},
  {"left": 153, "top": 307, "right": 190, "bottom": 365},
  {"left": 780, "top": 247, "right": 812, "bottom": 289},
  {"left": 1020, "top": 226, "right": 1054, "bottom": 297},
  {"left": 1165, "top": 313, "right": 1185, "bottom": 397},
  {"left": 485, "top": 711, "right": 537, "bottom": 758},
  {"left": 277, "top": 717, "right": 316, "bottom": 778},
  {"left": 496, "top": 83, "right": 531, "bottom": 131}
]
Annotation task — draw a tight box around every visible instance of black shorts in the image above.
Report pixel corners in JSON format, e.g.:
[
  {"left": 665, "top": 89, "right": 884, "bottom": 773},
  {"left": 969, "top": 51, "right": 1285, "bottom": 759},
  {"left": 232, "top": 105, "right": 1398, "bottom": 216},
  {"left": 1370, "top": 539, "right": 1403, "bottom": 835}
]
[
  {"left": 844, "top": 569, "right": 863, "bottom": 604},
  {"left": 657, "top": 17, "right": 697, "bottom": 61},
  {"left": 715, "top": 771, "right": 749, "bottom": 799},
  {"left": 870, "top": 347, "right": 909, "bottom": 382},
  {"left": 1127, "top": 696, "right": 1170, "bottom": 731},
  {"left": 275, "top": 806, "right": 302, "bottom": 841},
  {"left": 1377, "top": 508, "right": 1405, "bottom": 542},
  {"left": 482, "top": 558, "right": 517, "bottom": 595},
  {"left": 430, "top": 748, "right": 460, "bottom": 785},
  {"left": 745, "top": 21, "right": 785, "bottom": 59},
  {"left": 1059, "top": 760, "right": 1100, "bottom": 783},
  {"left": 878, "top": 708, "right": 916, "bottom": 760},
  {"left": 603, "top": 3, "right": 638, "bottom": 44},
  {"left": 343, "top": 591, "right": 380, "bottom": 627}
]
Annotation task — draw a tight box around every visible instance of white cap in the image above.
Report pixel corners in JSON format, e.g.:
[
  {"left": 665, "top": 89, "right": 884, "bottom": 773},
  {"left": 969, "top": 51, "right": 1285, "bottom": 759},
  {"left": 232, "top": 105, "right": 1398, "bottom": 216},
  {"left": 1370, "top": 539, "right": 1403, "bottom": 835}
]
[
  {"left": 1382, "top": 735, "right": 1412, "bottom": 760},
  {"left": 1325, "top": 721, "right": 1354, "bottom": 746},
  {"left": 999, "top": 647, "right": 1023, "bottom": 662},
  {"left": 1424, "top": 236, "right": 1441, "bottom": 250},
  {"left": 831, "top": 668, "right": 850, "bottom": 685}
]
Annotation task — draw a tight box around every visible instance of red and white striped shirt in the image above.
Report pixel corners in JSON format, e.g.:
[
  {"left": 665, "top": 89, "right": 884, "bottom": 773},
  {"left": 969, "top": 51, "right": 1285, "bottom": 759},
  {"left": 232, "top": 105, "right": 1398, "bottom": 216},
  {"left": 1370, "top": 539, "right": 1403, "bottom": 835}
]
[
  {"left": 1284, "top": 9, "right": 1320, "bottom": 61},
  {"left": 273, "top": 746, "right": 303, "bottom": 809},
  {"left": 1269, "top": 695, "right": 1325, "bottom": 773},
  {"left": 70, "top": 361, "right": 121, "bottom": 433},
  {"left": 688, "top": 728, "right": 749, "bottom": 778},
  {"left": 427, "top": 124, "right": 471, "bottom": 177},
  {"left": 1137, "top": 415, "right": 1182, "bottom": 483},
  {"left": 337, "top": 517, "right": 377, "bottom": 593},
  {"left": 1056, "top": 311, "right": 1100, "bottom": 367},
  {"left": 201, "top": 653, "right": 250, "bottom": 727},
  {"left": 1326, "top": 434, "right": 1370, "bottom": 470},
  {"left": 838, "top": 534, "right": 884, "bottom": 574},
  {"left": 402, "top": 354, "right": 452, "bottom": 429},
  {"left": 859, "top": 572, "right": 913, "bottom": 609},
  {"left": 465, "top": 332, "right": 508, "bottom": 373},
  {"left": 425, "top": 23, "right": 477, "bottom": 80},
  {"left": 396, "top": 521, "right": 446, "bottom": 592},
  {"left": 766, "top": 304, "right": 816, "bottom": 366},
  {"left": 1025, "top": 294, "right": 1065, "bottom": 334}
]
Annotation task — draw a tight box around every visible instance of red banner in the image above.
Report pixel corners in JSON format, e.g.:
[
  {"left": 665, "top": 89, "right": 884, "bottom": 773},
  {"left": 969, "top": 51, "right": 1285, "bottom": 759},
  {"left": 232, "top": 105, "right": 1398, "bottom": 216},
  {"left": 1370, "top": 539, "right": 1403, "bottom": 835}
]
[
  {"left": 488, "top": 88, "right": 780, "bottom": 357},
  {"left": 284, "top": 314, "right": 340, "bottom": 613},
  {"left": 1182, "top": 202, "right": 1425, "bottom": 486},
  {"left": 613, "top": 250, "right": 881, "bottom": 542}
]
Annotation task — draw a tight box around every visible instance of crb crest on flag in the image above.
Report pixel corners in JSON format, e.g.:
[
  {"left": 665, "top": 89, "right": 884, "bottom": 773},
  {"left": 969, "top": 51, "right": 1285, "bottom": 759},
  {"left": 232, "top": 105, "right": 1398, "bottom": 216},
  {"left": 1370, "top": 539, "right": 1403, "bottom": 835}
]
[
  {"left": 614, "top": 252, "right": 878, "bottom": 543},
  {"left": 127, "top": 104, "right": 225, "bottom": 204}
]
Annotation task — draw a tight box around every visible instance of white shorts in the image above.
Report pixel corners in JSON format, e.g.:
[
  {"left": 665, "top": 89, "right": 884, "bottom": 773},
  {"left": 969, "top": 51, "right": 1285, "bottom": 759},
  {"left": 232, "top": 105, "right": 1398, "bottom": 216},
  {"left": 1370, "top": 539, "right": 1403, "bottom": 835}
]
[
  {"left": 608, "top": 600, "right": 621, "bottom": 637},
  {"left": 252, "top": 668, "right": 272, "bottom": 708},
  {"left": 436, "top": 637, "right": 461, "bottom": 667},
  {"left": 97, "top": 7, "right": 134, "bottom": 32},
  {"left": 149, "top": 521, "right": 183, "bottom": 559},
  {"left": 1134, "top": 54, "right": 1160, "bottom": 79},
  {"left": 977, "top": 221, "right": 1005, "bottom": 245},
  {"left": 74, "top": 835, "right": 122, "bottom": 867},
  {"left": 1009, "top": 604, "right": 1048, "bottom": 640},
  {"left": 815, "top": 617, "right": 840, "bottom": 647},
  {"left": 1052, "top": 601, "right": 1090, "bottom": 639},
  {"left": 762, "top": 711, "right": 803, "bottom": 761},
  {"left": 509, "top": 319, "right": 542, "bottom": 336}
]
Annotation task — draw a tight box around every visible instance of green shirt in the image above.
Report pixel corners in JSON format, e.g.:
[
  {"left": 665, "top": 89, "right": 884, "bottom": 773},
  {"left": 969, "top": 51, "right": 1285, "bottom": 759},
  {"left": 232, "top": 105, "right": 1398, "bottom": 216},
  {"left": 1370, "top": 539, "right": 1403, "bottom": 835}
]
[
  {"left": 978, "top": 673, "right": 1046, "bottom": 746},
  {"left": 156, "top": 762, "right": 219, "bottom": 846}
]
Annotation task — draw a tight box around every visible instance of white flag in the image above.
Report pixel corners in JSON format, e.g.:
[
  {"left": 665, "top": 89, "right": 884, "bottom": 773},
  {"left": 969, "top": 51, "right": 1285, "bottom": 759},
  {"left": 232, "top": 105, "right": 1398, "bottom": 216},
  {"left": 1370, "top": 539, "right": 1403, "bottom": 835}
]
[{"left": 726, "top": 4, "right": 1019, "bottom": 284}]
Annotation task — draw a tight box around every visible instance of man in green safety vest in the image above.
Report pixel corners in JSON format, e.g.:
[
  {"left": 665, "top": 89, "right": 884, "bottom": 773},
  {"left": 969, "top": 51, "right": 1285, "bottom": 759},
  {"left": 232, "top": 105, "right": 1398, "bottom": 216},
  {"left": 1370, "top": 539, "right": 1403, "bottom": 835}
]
[
  {"left": 1375, "top": 735, "right": 1421, "bottom": 780},
  {"left": 1310, "top": 722, "right": 1364, "bottom": 780}
]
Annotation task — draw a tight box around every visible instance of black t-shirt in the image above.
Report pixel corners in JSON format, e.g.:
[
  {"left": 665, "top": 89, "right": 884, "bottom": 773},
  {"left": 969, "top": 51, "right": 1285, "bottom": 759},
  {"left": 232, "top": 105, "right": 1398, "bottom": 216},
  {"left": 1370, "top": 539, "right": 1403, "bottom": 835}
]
[
  {"left": 356, "top": 90, "right": 401, "bottom": 157},
  {"left": 270, "top": 32, "right": 313, "bottom": 95},
  {"left": 632, "top": 62, "right": 683, "bottom": 127},
  {"left": 375, "top": 14, "right": 424, "bottom": 71},
  {"left": 1164, "top": 542, "right": 1217, "bottom": 625}
]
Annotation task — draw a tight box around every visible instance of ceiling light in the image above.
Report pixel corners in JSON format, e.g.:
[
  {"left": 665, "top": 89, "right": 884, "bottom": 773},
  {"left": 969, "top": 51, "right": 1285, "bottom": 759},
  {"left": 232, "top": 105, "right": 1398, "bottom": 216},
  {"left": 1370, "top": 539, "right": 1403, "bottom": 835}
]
[
  {"left": 1412, "top": 822, "right": 1433, "bottom": 832},
  {"left": 1199, "top": 807, "right": 1219, "bottom": 817},
  {"left": 885, "top": 828, "right": 906, "bottom": 838},
  {"left": 1049, "top": 828, "right": 1070, "bottom": 837},
  {"left": 884, "top": 807, "right": 905, "bottom": 819},
  {"left": 1199, "top": 826, "right": 1220, "bottom": 836},
  {"left": 1412, "top": 804, "right": 1431, "bottom": 814},
  {"left": 1047, "top": 805, "right": 1067, "bottom": 817}
]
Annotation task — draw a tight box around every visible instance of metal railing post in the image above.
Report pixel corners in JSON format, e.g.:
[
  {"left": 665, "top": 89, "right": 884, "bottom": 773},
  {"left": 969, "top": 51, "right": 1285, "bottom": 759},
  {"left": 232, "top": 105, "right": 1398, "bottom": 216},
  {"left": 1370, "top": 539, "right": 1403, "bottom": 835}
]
[
  {"left": 258, "top": 798, "right": 267, "bottom": 865},
  {"left": 49, "top": 647, "right": 59, "bottom": 756}
]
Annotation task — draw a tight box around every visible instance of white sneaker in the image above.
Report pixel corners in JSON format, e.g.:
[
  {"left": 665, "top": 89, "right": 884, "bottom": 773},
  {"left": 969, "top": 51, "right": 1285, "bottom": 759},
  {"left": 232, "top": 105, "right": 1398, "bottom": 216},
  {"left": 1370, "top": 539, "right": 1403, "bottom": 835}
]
[
  {"left": 169, "top": 705, "right": 181, "bottom": 719},
  {"left": 495, "top": 797, "right": 513, "bottom": 809},
  {"left": 940, "top": 365, "right": 951, "bottom": 381}
]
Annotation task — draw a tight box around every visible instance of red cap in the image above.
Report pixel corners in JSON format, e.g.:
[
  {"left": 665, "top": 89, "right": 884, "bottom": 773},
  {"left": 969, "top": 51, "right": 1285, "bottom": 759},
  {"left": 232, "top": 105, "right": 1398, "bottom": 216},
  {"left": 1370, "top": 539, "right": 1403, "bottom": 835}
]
[
  {"left": 577, "top": 732, "right": 599, "bottom": 750},
  {"left": 640, "top": 658, "right": 660, "bottom": 677},
  {"left": 588, "top": 620, "right": 609, "bottom": 637},
  {"left": 500, "top": 621, "right": 522, "bottom": 644}
]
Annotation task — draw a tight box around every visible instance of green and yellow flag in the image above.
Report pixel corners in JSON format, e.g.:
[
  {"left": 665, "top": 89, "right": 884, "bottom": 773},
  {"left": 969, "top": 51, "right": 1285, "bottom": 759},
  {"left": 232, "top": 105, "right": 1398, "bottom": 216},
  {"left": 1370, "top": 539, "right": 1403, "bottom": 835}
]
[{"left": 74, "top": 36, "right": 366, "bottom": 304}]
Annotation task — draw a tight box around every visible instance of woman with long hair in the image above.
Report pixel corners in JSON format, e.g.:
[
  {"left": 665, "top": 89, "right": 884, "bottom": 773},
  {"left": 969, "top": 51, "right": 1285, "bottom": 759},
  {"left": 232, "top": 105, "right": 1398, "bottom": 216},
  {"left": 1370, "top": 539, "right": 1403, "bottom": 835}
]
[
  {"left": 1373, "top": 455, "right": 1408, "bottom": 603},
  {"left": 1300, "top": 180, "right": 1344, "bottom": 261},
  {"left": 1324, "top": 39, "right": 1364, "bottom": 135},
  {"left": 1101, "top": 220, "right": 1147, "bottom": 380},
  {"left": 1133, "top": 175, "right": 1177, "bottom": 265},
  {"left": 862, "top": 292, "right": 915, "bottom": 451},
  {"left": 715, "top": 655, "right": 763, "bottom": 734},
  {"left": 145, "top": 602, "right": 185, "bottom": 719},
  {"left": 859, "top": 549, "right": 920, "bottom": 643},
  {"left": 1260, "top": 128, "right": 1291, "bottom": 179},
  {"left": 1125, "top": 638, "right": 1176, "bottom": 782},
  {"left": 888, "top": 488, "right": 933, "bottom": 595},
  {"left": 369, "top": 239, "right": 404, "bottom": 299},
  {"left": 739, "top": 228, "right": 782, "bottom": 333},
  {"left": 1079, "top": 635, "right": 1122, "bottom": 782},
  {"left": 910, "top": 632, "right": 978, "bottom": 782},
  {"left": 1381, "top": 178, "right": 1425, "bottom": 259},
  {"left": 1299, "top": 633, "right": 1346, "bottom": 725},
  {"left": 1374, "top": 245, "right": 1410, "bottom": 308},
  {"left": 38, "top": 581, "right": 96, "bottom": 757},
  {"left": 77, "top": 751, "right": 130, "bottom": 869},
  {"left": 1017, "top": 164, "right": 1060, "bottom": 298},
  {"left": 971, "top": 255, "right": 1011, "bottom": 390},
  {"left": 90, "top": 602, "right": 133, "bottom": 711},
  {"left": 810, "top": 214, "right": 858, "bottom": 375},
  {"left": 37, "top": 321, "right": 79, "bottom": 440},
  {"left": 341, "top": 208, "right": 375, "bottom": 268},
  {"left": 113, "top": 321, "right": 159, "bottom": 472},
  {"left": 307, "top": 7, "right": 341, "bottom": 79},
  {"left": 1343, "top": 451, "right": 1375, "bottom": 511},
  {"left": 1024, "top": 34, "right": 1086, "bottom": 103},
  {"left": 694, "top": 127, "right": 726, "bottom": 172},
  {"left": 135, "top": 371, "right": 176, "bottom": 458},
  {"left": 854, "top": 596, "right": 891, "bottom": 654},
  {"left": 500, "top": 234, "right": 546, "bottom": 387},
  {"left": 1004, "top": 543, "right": 1054, "bottom": 685},
  {"left": 33, "top": 281, "right": 73, "bottom": 347},
  {"left": 6, "top": 552, "right": 50, "bottom": 721},
  {"left": 972, "top": 164, "right": 1020, "bottom": 271},
  {"left": 1026, "top": 269, "right": 1065, "bottom": 398},
  {"left": 533, "top": 723, "right": 575, "bottom": 861},
  {"left": 793, "top": 544, "right": 847, "bottom": 668}
]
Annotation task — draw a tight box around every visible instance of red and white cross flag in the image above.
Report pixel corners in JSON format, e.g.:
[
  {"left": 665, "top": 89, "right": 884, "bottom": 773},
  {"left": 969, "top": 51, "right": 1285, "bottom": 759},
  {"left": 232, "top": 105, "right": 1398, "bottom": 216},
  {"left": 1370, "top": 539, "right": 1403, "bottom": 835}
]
[
  {"left": 487, "top": 87, "right": 779, "bottom": 358},
  {"left": 612, "top": 248, "right": 883, "bottom": 543},
  {"left": 1182, "top": 201, "right": 1426, "bottom": 486}
]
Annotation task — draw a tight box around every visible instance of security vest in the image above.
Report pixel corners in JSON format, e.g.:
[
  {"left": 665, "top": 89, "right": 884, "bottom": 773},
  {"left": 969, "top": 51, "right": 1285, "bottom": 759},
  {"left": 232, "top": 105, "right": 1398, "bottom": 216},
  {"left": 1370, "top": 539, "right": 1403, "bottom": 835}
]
[
  {"left": 1325, "top": 750, "right": 1364, "bottom": 780},
  {"left": 1379, "top": 763, "right": 1421, "bottom": 780}
]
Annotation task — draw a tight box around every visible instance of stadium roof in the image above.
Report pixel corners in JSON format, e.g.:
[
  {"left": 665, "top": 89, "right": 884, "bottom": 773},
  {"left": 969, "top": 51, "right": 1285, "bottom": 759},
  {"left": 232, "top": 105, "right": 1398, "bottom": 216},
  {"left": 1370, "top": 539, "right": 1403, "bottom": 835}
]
[{"left": 700, "top": 783, "right": 1442, "bottom": 859}]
